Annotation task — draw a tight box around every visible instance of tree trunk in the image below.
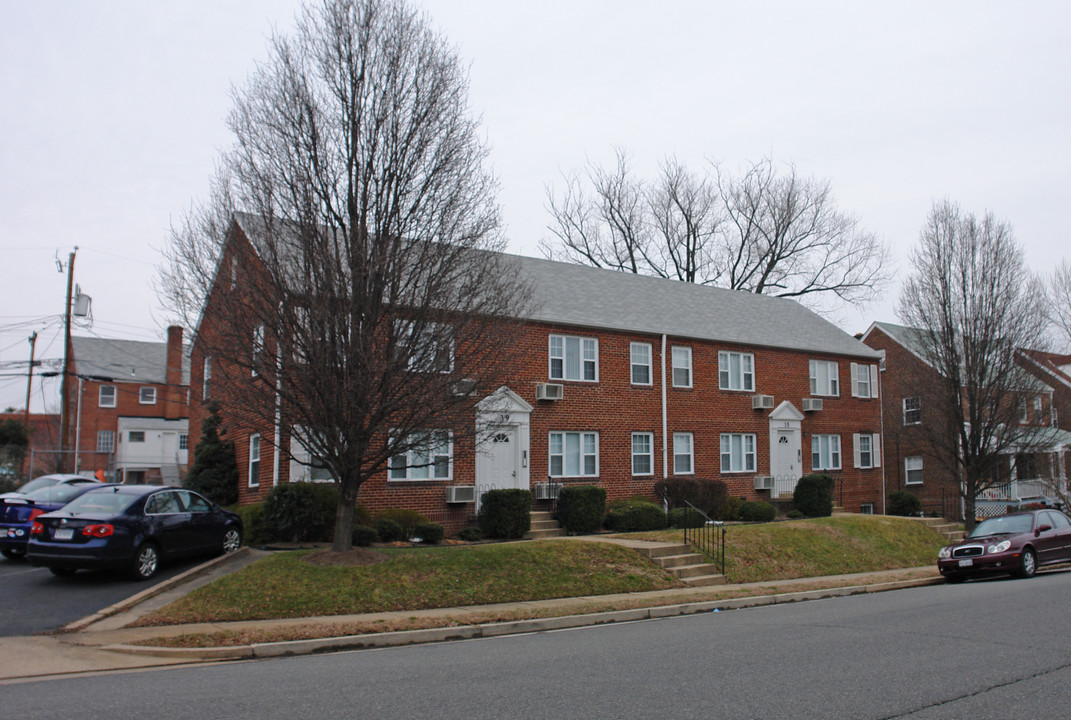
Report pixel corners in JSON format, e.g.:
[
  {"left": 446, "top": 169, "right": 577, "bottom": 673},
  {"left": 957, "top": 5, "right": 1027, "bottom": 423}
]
[{"left": 332, "top": 479, "right": 360, "bottom": 552}]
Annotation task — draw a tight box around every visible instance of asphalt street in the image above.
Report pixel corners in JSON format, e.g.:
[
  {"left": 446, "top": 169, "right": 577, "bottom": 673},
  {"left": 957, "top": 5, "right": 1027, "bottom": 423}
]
[{"left": 5, "top": 568, "right": 1070, "bottom": 719}]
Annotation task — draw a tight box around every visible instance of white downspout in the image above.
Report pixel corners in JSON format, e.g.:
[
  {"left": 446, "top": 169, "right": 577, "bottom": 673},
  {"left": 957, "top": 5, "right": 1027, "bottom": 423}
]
[
  {"left": 877, "top": 361, "right": 886, "bottom": 515},
  {"left": 661, "top": 334, "right": 668, "bottom": 480}
]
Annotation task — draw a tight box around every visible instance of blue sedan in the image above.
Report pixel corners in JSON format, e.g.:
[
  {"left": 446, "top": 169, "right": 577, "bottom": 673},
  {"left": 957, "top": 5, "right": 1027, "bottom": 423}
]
[
  {"left": 26, "top": 485, "right": 242, "bottom": 580},
  {"left": 1, "top": 478, "right": 108, "bottom": 560}
]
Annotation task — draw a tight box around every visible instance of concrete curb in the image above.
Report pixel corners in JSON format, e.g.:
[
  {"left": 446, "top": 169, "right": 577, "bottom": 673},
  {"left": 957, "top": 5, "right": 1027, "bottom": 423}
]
[
  {"left": 61, "top": 547, "right": 252, "bottom": 633},
  {"left": 102, "top": 575, "right": 943, "bottom": 660}
]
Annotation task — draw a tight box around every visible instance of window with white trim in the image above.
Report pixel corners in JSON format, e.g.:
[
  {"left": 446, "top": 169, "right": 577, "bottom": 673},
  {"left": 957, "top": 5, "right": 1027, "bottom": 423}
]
[
  {"left": 718, "top": 351, "right": 754, "bottom": 392},
  {"left": 397, "top": 321, "right": 454, "bottom": 373},
  {"left": 853, "top": 433, "right": 881, "bottom": 469},
  {"left": 632, "top": 432, "right": 653, "bottom": 475},
  {"left": 671, "top": 346, "right": 692, "bottom": 388},
  {"left": 850, "top": 363, "right": 878, "bottom": 398},
  {"left": 905, "top": 456, "right": 923, "bottom": 485},
  {"left": 720, "top": 433, "right": 756, "bottom": 473},
  {"left": 903, "top": 396, "right": 921, "bottom": 425},
  {"left": 811, "top": 434, "right": 841, "bottom": 471},
  {"left": 96, "top": 430, "right": 115, "bottom": 454},
  {"left": 809, "top": 360, "right": 839, "bottom": 396},
  {"left": 389, "top": 430, "right": 453, "bottom": 481},
  {"left": 673, "top": 432, "right": 694, "bottom": 474},
  {"left": 549, "top": 335, "right": 597, "bottom": 382},
  {"left": 202, "top": 356, "right": 212, "bottom": 400},
  {"left": 630, "top": 342, "right": 652, "bottom": 385},
  {"left": 248, "top": 434, "right": 261, "bottom": 487},
  {"left": 99, "top": 385, "right": 116, "bottom": 408},
  {"left": 549, "top": 431, "right": 598, "bottom": 477},
  {"left": 139, "top": 387, "right": 156, "bottom": 405},
  {"left": 179, "top": 434, "right": 188, "bottom": 451}
]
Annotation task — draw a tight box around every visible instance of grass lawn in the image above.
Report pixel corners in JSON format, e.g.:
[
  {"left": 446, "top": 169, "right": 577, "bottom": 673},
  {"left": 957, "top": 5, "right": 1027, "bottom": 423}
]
[
  {"left": 140, "top": 539, "right": 682, "bottom": 625},
  {"left": 629, "top": 514, "right": 945, "bottom": 584},
  {"left": 139, "top": 515, "right": 946, "bottom": 627}
]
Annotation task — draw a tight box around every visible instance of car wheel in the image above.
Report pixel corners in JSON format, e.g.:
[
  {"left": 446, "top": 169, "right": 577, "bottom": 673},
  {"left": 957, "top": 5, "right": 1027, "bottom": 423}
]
[
  {"left": 130, "top": 543, "right": 159, "bottom": 581},
  {"left": 221, "top": 527, "right": 242, "bottom": 555},
  {"left": 49, "top": 566, "right": 77, "bottom": 577},
  {"left": 1017, "top": 548, "right": 1037, "bottom": 579},
  {"left": 1, "top": 547, "right": 25, "bottom": 561}
]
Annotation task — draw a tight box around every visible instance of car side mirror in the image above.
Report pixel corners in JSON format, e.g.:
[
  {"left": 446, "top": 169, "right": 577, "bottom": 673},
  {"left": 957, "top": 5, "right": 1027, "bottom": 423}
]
[{"left": 1036, "top": 524, "right": 1053, "bottom": 535}]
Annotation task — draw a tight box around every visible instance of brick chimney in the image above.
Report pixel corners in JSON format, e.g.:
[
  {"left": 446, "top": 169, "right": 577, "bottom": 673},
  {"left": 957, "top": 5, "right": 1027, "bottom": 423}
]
[{"left": 164, "top": 325, "right": 184, "bottom": 420}]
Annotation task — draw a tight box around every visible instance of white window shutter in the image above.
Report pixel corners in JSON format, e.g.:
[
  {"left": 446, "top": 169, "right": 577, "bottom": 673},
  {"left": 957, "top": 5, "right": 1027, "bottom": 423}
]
[
  {"left": 869, "top": 365, "right": 879, "bottom": 398},
  {"left": 850, "top": 363, "right": 860, "bottom": 397},
  {"left": 852, "top": 433, "right": 862, "bottom": 468},
  {"left": 871, "top": 433, "right": 882, "bottom": 468}
]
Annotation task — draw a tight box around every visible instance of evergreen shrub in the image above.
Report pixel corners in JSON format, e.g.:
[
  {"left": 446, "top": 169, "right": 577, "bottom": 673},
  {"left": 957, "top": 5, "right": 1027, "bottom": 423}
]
[
  {"left": 556, "top": 485, "right": 606, "bottom": 534},
  {"left": 888, "top": 490, "right": 922, "bottom": 516},
  {"left": 477, "top": 489, "right": 532, "bottom": 539},
  {"left": 793, "top": 474, "right": 835, "bottom": 517},
  {"left": 260, "top": 482, "right": 339, "bottom": 542},
  {"left": 738, "top": 500, "right": 777, "bottom": 522},
  {"left": 604, "top": 501, "right": 668, "bottom": 532}
]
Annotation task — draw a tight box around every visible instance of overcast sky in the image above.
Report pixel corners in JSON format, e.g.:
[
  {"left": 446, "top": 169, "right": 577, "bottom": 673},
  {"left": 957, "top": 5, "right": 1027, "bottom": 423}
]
[{"left": 2, "top": 0, "right": 1068, "bottom": 413}]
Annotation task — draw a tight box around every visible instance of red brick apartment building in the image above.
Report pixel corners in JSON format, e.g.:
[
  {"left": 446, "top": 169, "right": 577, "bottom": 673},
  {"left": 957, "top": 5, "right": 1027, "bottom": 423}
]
[
  {"left": 191, "top": 215, "right": 886, "bottom": 532},
  {"left": 61, "top": 329, "right": 190, "bottom": 484},
  {"left": 862, "top": 322, "right": 1071, "bottom": 520}
]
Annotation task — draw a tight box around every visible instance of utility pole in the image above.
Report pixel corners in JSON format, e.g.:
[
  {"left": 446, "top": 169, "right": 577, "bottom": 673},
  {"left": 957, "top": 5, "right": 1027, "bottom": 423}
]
[
  {"left": 24, "top": 331, "right": 37, "bottom": 429},
  {"left": 59, "top": 248, "right": 77, "bottom": 473}
]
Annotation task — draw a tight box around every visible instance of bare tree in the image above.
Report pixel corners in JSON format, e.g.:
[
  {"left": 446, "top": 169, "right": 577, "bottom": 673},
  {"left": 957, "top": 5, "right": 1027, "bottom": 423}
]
[
  {"left": 898, "top": 200, "right": 1050, "bottom": 529},
  {"left": 159, "top": 0, "right": 532, "bottom": 551},
  {"left": 1046, "top": 258, "right": 1071, "bottom": 350},
  {"left": 542, "top": 154, "right": 890, "bottom": 311}
]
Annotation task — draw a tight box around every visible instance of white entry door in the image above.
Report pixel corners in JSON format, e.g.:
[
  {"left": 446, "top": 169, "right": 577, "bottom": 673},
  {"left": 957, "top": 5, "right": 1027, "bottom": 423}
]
[
  {"left": 768, "top": 402, "right": 805, "bottom": 498},
  {"left": 486, "top": 428, "right": 520, "bottom": 490}
]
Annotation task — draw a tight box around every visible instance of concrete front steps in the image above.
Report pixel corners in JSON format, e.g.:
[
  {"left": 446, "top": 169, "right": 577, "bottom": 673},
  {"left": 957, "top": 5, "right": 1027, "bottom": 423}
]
[
  {"left": 913, "top": 516, "right": 966, "bottom": 543},
  {"left": 632, "top": 541, "right": 727, "bottom": 587},
  {"left": 525, "top": 511, "right": 565, "bottom": 540}
]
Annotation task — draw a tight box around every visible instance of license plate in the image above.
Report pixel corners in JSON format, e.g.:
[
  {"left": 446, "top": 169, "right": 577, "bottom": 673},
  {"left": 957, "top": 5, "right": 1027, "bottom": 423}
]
[
  {"left": 958, "top": 558, "right": 973, "bottom": 568},
  {"left": 53, "top": 528, "right": 74, "bottom": 541}
]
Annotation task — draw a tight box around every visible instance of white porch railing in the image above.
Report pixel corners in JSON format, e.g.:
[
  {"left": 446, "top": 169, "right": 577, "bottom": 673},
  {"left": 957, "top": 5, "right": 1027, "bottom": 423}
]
[{"left": 978, "top": 478, "right": 1054, "bottom": 503}]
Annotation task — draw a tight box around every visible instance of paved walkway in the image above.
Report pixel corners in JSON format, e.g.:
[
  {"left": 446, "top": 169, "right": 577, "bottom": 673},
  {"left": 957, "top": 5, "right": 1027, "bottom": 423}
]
[{"left": 0, "top": 543, "right": 943, "bottom": 684}]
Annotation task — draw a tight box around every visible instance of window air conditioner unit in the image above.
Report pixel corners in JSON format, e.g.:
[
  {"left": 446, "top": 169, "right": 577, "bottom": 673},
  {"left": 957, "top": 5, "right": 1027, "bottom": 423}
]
[
  {"left": 536, "top": 383, "right": 564, "bottom": 401},
  {"left": 534, "top": 482, "right": 563, "bottom": 500},
  {"left": 445, "top": 485, "right": 476, "bottom": 503},
  {"left": 753, "top": 475, "right": 775, "bottom": 491},
  {"left": 451, "top": 378, "right": 477, "bottom": 397},
  {"left": 802, "top": 398, "right": 823, "bottom": 412},
  {"left": 752, "top": 394, "right": 775, "bottom": 410}
]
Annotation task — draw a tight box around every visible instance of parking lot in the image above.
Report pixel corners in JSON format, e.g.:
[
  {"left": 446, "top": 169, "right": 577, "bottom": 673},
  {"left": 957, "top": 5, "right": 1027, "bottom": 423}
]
[{"left": 0, "top": 557, "right": 203, "bottom": 637}]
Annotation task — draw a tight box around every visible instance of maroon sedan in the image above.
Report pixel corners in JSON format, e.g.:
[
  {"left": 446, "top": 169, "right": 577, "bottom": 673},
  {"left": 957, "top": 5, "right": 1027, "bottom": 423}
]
[{"left": 938, "top": 509, "right": 1071, "bottom": 583}]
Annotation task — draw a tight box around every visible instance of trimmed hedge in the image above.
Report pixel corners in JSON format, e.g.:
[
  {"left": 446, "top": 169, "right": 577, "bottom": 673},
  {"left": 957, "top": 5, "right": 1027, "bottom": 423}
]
[
  {"left": 412, "top": 522, "right": 444, "bottom": 544},
  {"left": 374, "top": 508, "right": 430, "bottom": 536},
  {"left": 260, "top": 482, "right": 339, "bottom": 542},
  {"left": 738, "top": 500, "right": 778, "bottom": 522},
  {"left": 668, "top": 506, "right": 707, "bottom": 529},
  {"left": 793, "top": 474, "right": 835, "bottom": 517},
  {"left": 888, "top": 490, "right": 922, "bottom": 517},
  {"left": 478, "top": 489, "right": 532, "bottom": 539},
  {"left": 457, "top": 526, "right": 483, "bottom": 542},
  {"left": 351, "top": 524, "right": 379, "bottom": 547},
  {"left": 556, "top": 485, "right": 606, "bottom": 534},
  {"left": 605, "top": 501, "right": 668, "bottom": 532},
  {"left": 232, "top": 502, "right": 270, "bottom": 545},
  {"left": 374, "top": 518, "right": 405, "bottom": 542}
]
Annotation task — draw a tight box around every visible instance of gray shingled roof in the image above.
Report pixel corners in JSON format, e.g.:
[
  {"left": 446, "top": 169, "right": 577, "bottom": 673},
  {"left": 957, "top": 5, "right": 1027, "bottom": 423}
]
[
  {"left": 233, "top": 213, "right": 878, "bottom": 359},
  {"left": 71, "top": 336, "right": 190, "bottom": 385}
]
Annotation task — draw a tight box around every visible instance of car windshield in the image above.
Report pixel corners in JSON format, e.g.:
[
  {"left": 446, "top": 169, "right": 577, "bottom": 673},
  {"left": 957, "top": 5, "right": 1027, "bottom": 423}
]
[
  {"left": 61, "top": 489, "right": 139, "bottom": 515},
  {"left": 24, "top": 481, "right": 97, "bottom": 505},
  {"left": 970, "top": 514, "right": 1034, "bottom": 537}
]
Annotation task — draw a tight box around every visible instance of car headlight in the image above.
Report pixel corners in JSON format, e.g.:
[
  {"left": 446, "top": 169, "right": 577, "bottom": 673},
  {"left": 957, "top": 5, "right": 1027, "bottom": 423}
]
[
  {"left": 938, "top": 547, "right": 952, "bottom": 559},
  {"left": 987, "top": 540, "right": 1011, "bottom": 554}
]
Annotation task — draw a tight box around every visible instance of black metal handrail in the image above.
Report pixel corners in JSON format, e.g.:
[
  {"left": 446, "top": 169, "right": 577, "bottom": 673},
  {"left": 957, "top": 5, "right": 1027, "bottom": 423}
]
[{"left": 681, "top": 500, "right": 725, "bottom": 576}]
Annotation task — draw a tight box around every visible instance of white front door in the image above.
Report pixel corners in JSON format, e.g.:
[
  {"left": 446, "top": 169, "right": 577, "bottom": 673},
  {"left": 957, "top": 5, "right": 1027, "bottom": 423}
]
[
  {"left": 487, "top": 428, "right": 520, "bottom": 490},
  {"left": 768, "top": 402, "right": 805, "bottom": 499}
]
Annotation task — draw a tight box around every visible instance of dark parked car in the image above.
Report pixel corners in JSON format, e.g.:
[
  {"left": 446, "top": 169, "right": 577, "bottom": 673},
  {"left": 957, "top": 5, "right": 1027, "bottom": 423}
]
[
  {"left": 26, "top": 485, "right": 242, "bottom": 580},
  {"left": 1, "top": 479, "right": 112, "bottom": 560},
  {"left": 938, "top": 509, "right": 1071, "bottom": 583}
]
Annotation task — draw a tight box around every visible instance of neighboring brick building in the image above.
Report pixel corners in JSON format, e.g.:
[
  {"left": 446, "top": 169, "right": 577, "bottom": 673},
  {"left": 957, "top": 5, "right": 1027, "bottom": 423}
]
[
  {"left": 861, "top": 322, "right": 1071, "bottom": 521},
  {"left": 191, "top": 215, "right": 886, "bottom": 532},
  {"left": 63, "top": 329, "right": 190, "bottom": 484}
]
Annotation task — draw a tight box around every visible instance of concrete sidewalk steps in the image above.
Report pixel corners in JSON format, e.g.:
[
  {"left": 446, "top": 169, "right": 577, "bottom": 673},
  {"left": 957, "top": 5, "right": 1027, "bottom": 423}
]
[
  {"left": 632, "top": 542, "right": 727, "bottom": 588},
  {"left": 525, "top": 511, "right": 565, "bottom": 540},
  {"left": 914, "top": 516, "right": 966, "bottom": 542}
]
